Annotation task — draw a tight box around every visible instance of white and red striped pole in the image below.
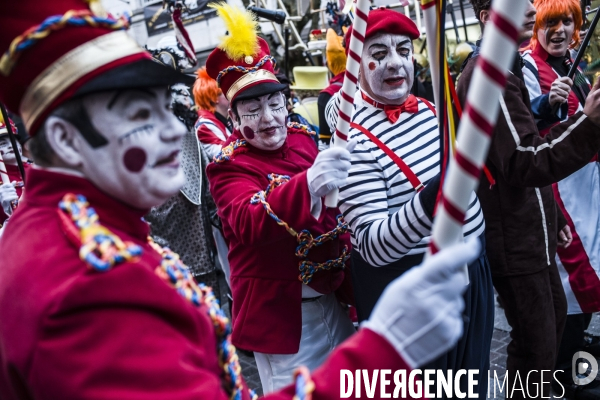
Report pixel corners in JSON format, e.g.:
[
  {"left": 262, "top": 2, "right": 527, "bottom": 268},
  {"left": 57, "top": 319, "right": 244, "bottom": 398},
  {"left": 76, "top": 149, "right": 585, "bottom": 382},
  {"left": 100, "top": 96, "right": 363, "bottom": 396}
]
[
  {"left": 325, "top": 0, "right": 371, "bottom": 207},
  {"left": 420, "top": 0, "right": 441, "bottom": 110},
  {"left": 429, "top": 0, "right": 527, "bottom": 253}
]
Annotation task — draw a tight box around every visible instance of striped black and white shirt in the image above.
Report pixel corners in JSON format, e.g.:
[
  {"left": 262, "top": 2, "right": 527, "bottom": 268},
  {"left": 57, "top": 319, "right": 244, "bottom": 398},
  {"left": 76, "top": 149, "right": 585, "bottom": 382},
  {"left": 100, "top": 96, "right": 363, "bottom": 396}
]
[{"left": 326, "top": 89, "right": 485, "bottom": 267}]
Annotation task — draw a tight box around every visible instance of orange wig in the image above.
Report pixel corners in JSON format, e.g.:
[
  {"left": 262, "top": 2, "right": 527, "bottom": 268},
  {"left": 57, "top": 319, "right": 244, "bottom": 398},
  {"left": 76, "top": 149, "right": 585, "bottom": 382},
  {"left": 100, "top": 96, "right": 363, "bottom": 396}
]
[
  {"left": 531, "top": 0, "right": 582, "bottom": 51},
  {"left": 193, "top": 67, "right": 221, "bottom": 113}
]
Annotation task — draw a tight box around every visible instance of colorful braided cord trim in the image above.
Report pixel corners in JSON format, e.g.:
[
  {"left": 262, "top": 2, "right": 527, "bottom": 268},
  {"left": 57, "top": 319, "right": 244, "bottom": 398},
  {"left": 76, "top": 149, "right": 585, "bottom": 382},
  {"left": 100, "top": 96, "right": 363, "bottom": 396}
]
[
  {"left": 216, "top": 55, "right": 277, "bottom": 86},
  {"left": 213, "top": 139, "right": 248, "bottom": 163},
  {"left": 149, "top": 240, "right": 257, "bottom": 400},
  {"left": 287, "top": 122, "right": 316, "bottom": 136},
  {"left": 250, "top": 174, "right": 298, "bottom": 236},
  {"left": 0, "top": 10, "right": 128, "bottom": 76},
  {"left": 59, "top": 193, "right": 142, "bottom": 272},
  {"left": 293, "top": 366, "right": 315, "bottom": 400},
  {"left": 250, "top": 174, "right": 349, "bottom": 284},
  {"left": 299, "top": 246, "right": 350, "bottom": 284}
]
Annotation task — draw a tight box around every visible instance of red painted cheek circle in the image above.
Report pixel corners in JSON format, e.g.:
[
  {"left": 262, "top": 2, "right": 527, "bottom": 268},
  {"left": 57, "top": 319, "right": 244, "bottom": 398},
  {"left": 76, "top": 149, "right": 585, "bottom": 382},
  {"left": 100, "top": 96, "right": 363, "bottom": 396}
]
[
  {"left": 368, "top": 62, "right": 376, "bottom": 71},
  {"left": 123, "top": 147, "right": 147, "bottom": 173},
  {"left": 243, "top": 126, "right": 255, "bottom": 139}
]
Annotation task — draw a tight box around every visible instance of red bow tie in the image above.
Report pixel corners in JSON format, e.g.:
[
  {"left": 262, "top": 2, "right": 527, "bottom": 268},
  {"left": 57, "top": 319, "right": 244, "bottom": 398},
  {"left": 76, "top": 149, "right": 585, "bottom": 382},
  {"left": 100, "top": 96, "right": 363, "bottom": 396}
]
[{"left": 361, "top": 92, "right": 419, "bottom": 124}]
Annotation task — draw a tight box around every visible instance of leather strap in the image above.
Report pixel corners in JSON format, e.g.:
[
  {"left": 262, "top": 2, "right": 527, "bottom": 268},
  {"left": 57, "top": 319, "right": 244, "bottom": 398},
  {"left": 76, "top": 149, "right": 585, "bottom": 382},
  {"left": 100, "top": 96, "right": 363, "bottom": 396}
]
[{"left": 350, "top": 122, "right": 424, "bottom": 192}]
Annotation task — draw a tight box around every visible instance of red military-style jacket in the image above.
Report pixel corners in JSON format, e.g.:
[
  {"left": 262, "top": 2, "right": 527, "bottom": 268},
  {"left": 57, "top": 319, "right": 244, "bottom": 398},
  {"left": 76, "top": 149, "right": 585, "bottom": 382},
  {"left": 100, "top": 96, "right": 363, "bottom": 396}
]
[
  {"left": 206, "top": 127, "right": 353, "bottom": 354},
  {"left": 0, "top": 167, "right": 409, "bottom": 399}
]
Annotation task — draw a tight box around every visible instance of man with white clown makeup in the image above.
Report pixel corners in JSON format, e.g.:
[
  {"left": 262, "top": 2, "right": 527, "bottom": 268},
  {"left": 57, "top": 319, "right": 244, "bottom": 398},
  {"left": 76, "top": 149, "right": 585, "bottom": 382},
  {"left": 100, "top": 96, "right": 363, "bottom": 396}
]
[
  {"left": 326, "top": 8, "right": 493, "bottom": 399},
  {"left": 0, "top": 1, "right": 484, "bottom": 399}
]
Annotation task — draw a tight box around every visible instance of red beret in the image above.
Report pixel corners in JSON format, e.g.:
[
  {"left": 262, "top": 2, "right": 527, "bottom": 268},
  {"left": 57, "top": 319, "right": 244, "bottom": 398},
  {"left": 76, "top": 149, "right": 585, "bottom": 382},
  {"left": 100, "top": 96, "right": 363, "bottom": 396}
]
[{"left": 345, "top": 8, "right": 420, "bottom": 56}]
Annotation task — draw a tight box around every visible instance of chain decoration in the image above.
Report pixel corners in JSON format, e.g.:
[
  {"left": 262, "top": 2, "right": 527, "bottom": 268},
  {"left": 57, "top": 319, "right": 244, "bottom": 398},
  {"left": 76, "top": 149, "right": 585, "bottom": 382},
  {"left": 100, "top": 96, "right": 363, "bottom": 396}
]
[
  {"left": 293, "top": 366, "right": 315, "bottom": 400},
  {"left": 0, "top": 10, "right": 129, "bottom": 76},
  {"left": 250, "top": 174, "right": 349, "bottom": 283},
  {"left": 216, "top": 55, "right": 277, "bottom": 86},
  {"left": 297, "top": 215, "right": 350, "bottom": 284},
  {"left": 59, "top": 194, "right": 142, "bottom": 272},
  {"left": 213, "top": 139, "right": 249, "bottom": 163},
  {"left": 287, "top": 122, "right": 316, "bottom": 136},
  {"left": 149, "top": 240, "right": 256, "bottom": 400}
]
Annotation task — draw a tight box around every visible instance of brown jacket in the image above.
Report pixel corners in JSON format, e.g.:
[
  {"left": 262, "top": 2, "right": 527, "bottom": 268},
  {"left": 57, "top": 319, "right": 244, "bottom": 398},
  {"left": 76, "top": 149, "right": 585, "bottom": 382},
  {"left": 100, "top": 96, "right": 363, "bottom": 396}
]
[{"left": 457, "top": 53, "right": 600, "bottom": 277}]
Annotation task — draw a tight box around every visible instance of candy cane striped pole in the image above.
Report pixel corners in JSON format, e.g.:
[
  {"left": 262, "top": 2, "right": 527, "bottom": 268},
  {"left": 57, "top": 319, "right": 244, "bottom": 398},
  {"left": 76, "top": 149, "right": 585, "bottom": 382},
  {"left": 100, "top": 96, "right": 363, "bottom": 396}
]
[
  {"left": 429, "top": 0, "right": 527, "bottom": 253},
  {"left": 420, "top": 0, "right": 441, "bottom": 110},
  {"left": 325, "top": 0, "right": 370, "bottom": 207}
]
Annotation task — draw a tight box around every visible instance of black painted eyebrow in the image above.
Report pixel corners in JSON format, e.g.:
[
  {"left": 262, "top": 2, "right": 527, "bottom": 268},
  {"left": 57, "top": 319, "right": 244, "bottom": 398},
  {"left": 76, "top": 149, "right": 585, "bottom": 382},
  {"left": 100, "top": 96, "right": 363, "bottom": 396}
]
[
  {"left": 369, "top": 43, "right": 388, "bottom": 50},
  {"left": 396, "top": 40, "right": 411, "bottom": 47},
  {"left": 107, "top": 88, "right": 157, "bottom": 110}
]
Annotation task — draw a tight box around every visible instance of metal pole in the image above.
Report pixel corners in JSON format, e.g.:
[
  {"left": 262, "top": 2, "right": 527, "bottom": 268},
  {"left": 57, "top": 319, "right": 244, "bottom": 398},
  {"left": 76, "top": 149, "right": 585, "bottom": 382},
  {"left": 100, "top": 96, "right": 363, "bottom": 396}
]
[
  {"left": 284, "top": 24, "right": 290, "bottom": 79},
  {"left": 0, "top": 104, "right": 25, "bottom": 184},
  {"left": 448, "top": 0, "right": 461, "bottom": 43},
  {"left": 458, "top": 0, "right": 469, "bottom": 42}
]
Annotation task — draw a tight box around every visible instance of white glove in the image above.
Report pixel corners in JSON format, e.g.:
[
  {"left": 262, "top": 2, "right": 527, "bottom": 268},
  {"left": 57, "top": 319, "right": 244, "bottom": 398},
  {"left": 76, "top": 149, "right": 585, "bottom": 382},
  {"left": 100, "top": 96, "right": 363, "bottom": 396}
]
[
  {"left": 307, "top": 141, "right": 357, "bottom": 198},
  {"left": 0, "top": 182, "right": 17, "bottom": 217},
  {"left": 363, "top": 238, "right": 482, "bottom": 368}
]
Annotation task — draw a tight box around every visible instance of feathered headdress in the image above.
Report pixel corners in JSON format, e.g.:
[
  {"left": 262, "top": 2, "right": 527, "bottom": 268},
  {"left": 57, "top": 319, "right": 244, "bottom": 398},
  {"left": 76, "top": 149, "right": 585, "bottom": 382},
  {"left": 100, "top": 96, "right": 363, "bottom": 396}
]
[
  {"left": 205, "top": 3, "right": 286, "bottom": 102},
  {"left": 209, "top": 2, "right": 260, "bottom": 61}
]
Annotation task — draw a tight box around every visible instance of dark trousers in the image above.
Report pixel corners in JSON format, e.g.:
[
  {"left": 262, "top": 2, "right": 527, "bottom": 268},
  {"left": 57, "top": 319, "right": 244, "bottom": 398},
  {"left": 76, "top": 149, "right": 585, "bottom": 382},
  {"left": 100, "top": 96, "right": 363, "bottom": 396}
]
[
  {"left": 351, "top": 235, "right": 494, "bottom": 399},
  {"left": 492, "top": 263, "right": 567, "bottom": 399},
  {"left": 554, "top": 313, "right": 592, "bottom": 385}
]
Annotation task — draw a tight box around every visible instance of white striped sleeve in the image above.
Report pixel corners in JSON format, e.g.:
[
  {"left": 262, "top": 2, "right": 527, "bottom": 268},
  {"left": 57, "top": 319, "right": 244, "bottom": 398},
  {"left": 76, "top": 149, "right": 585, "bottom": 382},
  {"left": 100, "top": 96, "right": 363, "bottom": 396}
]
[
  {"left": 325, "top": 91, "right": 341, "bottom": 134},
  {"left": 339, "top": 139, "right": 434, "bottom": 267}
]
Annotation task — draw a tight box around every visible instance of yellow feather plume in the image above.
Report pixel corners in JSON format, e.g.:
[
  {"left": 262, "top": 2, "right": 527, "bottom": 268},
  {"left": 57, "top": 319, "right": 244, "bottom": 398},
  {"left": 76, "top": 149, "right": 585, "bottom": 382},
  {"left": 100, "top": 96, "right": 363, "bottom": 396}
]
[{"left": 209, "top": 2, "right": 260, "bottom": 61}]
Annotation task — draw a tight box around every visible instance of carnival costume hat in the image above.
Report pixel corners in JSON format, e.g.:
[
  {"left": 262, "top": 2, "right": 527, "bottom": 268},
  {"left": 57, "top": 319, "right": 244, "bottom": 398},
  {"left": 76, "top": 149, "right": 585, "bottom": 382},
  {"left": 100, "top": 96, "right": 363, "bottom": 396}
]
[
  {"left": 531, "top": 0, "right": 583, "bottom": 50},
  {"left": 205, "top": 3, "right": 287, "bottom": 103},
  {"left": 290, "top": 66, "right": 329, "bottom": 90},
  {"left": 344, "top": 8, "right": 420, "bottom": 56},
  {"left": 0, "top": 0, "right": 193, "bottom": 136}
]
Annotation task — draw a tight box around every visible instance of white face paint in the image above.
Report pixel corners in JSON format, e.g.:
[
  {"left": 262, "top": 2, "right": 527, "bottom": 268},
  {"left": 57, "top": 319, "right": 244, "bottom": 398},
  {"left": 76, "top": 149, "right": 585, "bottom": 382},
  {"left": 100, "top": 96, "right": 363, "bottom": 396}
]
[
  {"left": 232, "top": 91, "right": 288, "bottom": 151},
  {"left": 78, "top": 87, "right": 186, "bottom": 210},
  {"left": 360, "top": 33, "right": 415, "bottom": 105},
  {"left": 0, "top": 136, "right": 21, "bottom": 165}
]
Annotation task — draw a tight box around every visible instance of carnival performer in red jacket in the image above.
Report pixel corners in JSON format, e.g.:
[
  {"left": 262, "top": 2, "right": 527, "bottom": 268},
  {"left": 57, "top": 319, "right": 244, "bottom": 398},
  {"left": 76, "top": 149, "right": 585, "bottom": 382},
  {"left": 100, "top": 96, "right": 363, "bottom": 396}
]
[
  {"left": 0, "top": 1, "right": 481, "bottom": 399},
  {"left": 193, "top": 66, "right": 232, "bottom": 159},
  {"left": 204, "top": 4, "right": 358, "bottom": 392}
]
